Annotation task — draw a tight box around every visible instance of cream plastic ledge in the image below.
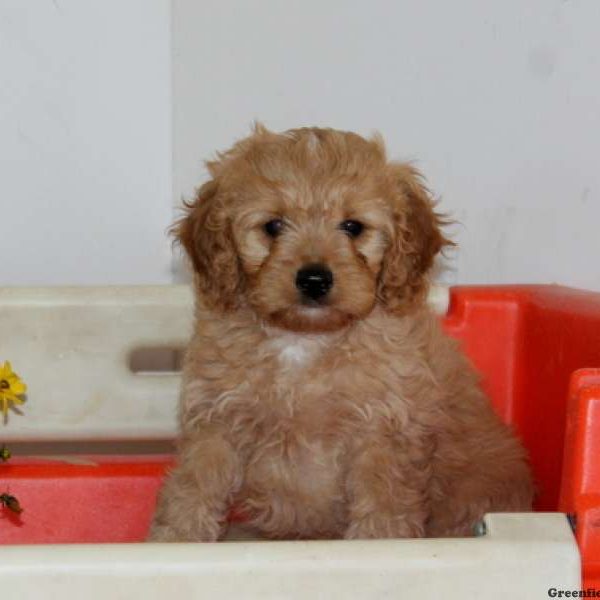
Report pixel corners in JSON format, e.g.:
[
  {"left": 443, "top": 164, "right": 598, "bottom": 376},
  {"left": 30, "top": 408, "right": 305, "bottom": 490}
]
[
  {"left": 0, "top": 284, "right": 449, "bottom": 441},
  {"left": 0, "top": 514, "right": 580, "bottom": 599}
]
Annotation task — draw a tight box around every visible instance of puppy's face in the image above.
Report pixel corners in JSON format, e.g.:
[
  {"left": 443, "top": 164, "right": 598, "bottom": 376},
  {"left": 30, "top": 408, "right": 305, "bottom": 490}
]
[{"left": 176, "top": 126, "right": 450, "bottom": 333}]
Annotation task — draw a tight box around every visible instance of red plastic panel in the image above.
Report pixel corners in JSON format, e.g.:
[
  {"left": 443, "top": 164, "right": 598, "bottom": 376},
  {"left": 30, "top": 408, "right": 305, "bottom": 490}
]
[
  {"left": 0, "top": 458, "right": 171, "bottom": 543},
  {"left": 559, "top": 370, "right": 600, "bottom": 589},
  {"left": 444, "top": 287, "right": 525, "bottom": 424},
  {"left": 515, "top": 289, "right": 600, "bottom": 511},
  {"left": 447, "top": 286, "right": 600, "bottom": 511}
]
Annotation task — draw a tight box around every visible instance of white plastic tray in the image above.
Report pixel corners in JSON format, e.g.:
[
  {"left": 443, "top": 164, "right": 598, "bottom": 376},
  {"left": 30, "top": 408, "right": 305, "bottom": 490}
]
[
  {"left": 0, "top": 284, "right": 449, "bottom": 441},
  {"left": 0, "top": 514, "right": 580, "bottom": 599}
]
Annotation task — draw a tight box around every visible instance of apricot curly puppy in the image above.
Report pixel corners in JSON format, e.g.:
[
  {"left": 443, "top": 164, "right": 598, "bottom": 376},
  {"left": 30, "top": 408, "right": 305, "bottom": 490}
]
[{"left": 149, "top": 125, "right": 533, "bottom": 542}]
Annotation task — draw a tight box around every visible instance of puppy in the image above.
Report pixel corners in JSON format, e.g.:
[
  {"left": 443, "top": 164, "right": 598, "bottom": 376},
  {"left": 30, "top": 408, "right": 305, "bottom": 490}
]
[{"left": 149, "top": 125, "right": 533, "bottom": 541}]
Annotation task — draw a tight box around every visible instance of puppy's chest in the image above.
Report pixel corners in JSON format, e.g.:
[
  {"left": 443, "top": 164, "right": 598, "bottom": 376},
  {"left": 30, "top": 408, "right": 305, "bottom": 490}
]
[
  {"left": 217, "top": 334, "right": 354, "bottom": 438},
  {"left": 193, "top": 329, "right": 416, "bottom": 440},
  {"left": 252, "top": 336, "right": 340, "bottom": 427},
  {"left": 240, "top": 338, "right": 348, "bottom": 504}
]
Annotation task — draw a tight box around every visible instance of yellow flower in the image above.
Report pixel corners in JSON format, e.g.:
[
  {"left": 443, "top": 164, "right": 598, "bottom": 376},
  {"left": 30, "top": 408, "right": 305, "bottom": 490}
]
[{"left": 0, "top": 361, "right": 27, "bottom": 419}]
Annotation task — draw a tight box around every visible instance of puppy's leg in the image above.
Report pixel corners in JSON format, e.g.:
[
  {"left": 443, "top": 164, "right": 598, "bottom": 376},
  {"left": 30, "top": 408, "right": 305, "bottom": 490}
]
[
  {"left": 148, "top": 430, "right": 241, "bottom": 542},
  {"left": 344, "top": 435, "right": 432, "bottom": 539},
  {"left": 427, "top": 427, "right": 534, "bottom": 537}
]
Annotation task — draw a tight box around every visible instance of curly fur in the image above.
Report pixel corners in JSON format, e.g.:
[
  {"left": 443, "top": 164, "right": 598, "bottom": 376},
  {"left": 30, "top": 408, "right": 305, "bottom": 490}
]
[{"left": 149, "top": 125, "right": 533, "bottom": 542}]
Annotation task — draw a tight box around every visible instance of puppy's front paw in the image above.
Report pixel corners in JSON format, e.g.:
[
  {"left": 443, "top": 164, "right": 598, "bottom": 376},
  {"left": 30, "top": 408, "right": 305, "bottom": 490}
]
[
  {"left": 148, "top": 506, "right": 224, "bottom": 543},
  {"left": 147, "top": 524, "right": 189, "bottom": 543},
  {"left": 344, "top": 512, "right": 424, "bottom": 540}
]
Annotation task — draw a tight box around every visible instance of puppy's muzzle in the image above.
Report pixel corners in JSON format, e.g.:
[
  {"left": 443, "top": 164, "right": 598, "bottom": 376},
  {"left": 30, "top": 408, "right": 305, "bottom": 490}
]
[{"left": 295, "top": 264, "right": 334, "bottom": 301}]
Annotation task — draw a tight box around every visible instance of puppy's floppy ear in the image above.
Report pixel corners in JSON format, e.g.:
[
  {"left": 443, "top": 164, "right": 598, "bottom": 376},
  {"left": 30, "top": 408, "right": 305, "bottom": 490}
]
[
  {"left": 378, "top": 164, "right": 453, "bottom": 314},
  {"left": 173, "top": 179, "right": 243, "bottom": 312}
]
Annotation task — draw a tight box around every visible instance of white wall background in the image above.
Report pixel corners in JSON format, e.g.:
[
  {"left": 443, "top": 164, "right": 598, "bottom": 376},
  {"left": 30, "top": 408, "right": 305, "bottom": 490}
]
[
  {"left": 0, "top": 0, "right": 172, "bottom": 285},
  {"left": 173, "top": 0, "right": 600, "bottom": 289},
  {"left": 1, "top": 1, "right": 599, "bottom": 289}
]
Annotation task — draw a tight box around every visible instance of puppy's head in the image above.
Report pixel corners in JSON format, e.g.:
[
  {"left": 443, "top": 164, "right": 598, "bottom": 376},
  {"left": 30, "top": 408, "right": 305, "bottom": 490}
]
[{"left": 175, "top": 125, "right": 451, "bottom": 333}]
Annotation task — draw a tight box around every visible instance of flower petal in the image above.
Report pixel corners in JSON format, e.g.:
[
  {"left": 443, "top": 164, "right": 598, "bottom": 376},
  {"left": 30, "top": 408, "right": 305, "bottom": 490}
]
[
  {"left": 7, "top": 377, "right": 26, "bottom": 395},
  {"left": 1, "top": 390, "right": 22, "bottom": 405}
]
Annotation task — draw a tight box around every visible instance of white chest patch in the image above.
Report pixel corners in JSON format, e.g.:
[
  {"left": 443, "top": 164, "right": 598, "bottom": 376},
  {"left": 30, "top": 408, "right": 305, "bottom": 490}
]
[
  {"left": 279, "top": 341, "right": 312, "bottom": 366},
  {"left": 268, "top": 335, "right": 322, "bottom": 368}
]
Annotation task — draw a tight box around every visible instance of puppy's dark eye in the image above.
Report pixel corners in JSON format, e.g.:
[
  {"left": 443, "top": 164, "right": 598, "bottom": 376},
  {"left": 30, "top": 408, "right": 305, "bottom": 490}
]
[
  {"left": 264, "top": 219, "right": 285, "bottom": 238},
  {"left": 339, "top": 220, "right": 364, "bottom": 238}
]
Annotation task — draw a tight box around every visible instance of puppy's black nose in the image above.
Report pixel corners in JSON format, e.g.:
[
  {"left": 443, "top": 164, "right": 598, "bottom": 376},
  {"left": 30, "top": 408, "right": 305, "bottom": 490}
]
[{"left": 295, "top": 264, "right": 334, "bottom": 300}]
